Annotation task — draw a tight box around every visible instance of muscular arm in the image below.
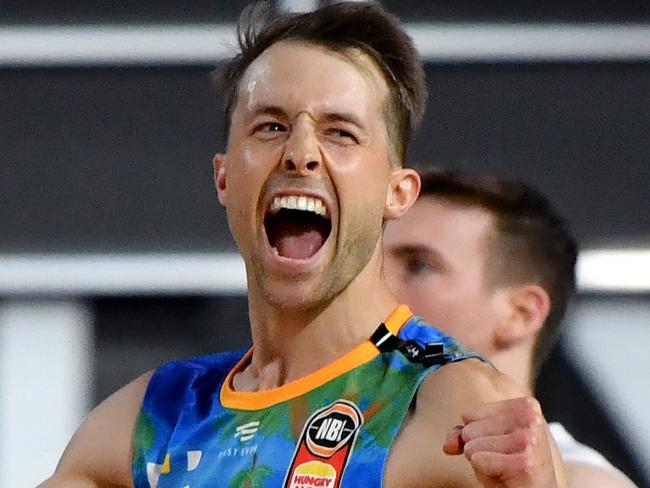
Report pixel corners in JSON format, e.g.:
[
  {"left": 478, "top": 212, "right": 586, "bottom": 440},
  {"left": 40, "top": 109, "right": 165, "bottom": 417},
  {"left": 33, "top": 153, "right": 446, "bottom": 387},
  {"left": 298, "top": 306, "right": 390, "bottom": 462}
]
[
  {"left": 38, "top": 372, "right": 152, "bottom": 488},
  {"left": 385, "top": 359, "right": 566, "bottom": 488}
]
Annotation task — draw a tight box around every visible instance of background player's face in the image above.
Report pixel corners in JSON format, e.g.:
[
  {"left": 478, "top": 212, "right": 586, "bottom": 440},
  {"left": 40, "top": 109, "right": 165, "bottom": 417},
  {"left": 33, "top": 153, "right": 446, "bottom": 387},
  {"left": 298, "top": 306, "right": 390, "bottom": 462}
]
[
  {"left": 215, "top": 40, "right": 397, "bottom": 309},
  {"left": 383, "top": 197, "right": 502, "bottom": 355}
]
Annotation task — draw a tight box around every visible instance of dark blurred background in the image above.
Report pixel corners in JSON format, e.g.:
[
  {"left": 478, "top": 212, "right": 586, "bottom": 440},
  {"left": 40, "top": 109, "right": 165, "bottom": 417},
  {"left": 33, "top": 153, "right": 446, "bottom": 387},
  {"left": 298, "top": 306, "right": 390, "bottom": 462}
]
[{"left": 1, "top": 1, "right": 648, "bottom": 486}]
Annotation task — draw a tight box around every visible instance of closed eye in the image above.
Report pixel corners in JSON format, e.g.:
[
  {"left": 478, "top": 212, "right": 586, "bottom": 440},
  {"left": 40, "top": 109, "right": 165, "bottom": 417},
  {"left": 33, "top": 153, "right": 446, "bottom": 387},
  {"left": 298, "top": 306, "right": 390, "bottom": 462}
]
[{"left": 324, "top": 127, "right": 358, "bottom": 144}]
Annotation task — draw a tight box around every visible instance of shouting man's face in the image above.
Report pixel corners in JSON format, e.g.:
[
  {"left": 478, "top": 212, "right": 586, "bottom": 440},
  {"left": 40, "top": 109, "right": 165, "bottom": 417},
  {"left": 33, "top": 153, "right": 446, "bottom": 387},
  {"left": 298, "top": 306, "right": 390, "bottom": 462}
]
[{"left": 215, "top": 40, "right": 402, "bottom": 310}]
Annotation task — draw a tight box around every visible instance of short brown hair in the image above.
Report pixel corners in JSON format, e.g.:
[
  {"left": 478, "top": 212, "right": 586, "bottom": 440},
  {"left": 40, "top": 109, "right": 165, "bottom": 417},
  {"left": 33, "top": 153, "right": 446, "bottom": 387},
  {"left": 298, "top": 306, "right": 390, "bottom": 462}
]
[
  {"left": 214, "top": 1, "right": 427, "bottom": 164},
  {"left": 418, "top": 168, "right": 578, "bottom": 371}
]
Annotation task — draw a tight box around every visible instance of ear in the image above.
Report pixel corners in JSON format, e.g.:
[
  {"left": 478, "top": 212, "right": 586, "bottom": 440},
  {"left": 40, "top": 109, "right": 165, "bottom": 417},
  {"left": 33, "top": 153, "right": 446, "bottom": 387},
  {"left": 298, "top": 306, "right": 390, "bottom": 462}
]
[
  {"left": 213, "top": 153, "right": 227, "bottom": 206},
  {"left": 493, "top": 284, "right": 551, "bottom": 349},
  {"left": 384, "top": 167, "right": 421, "bottom": 220}
]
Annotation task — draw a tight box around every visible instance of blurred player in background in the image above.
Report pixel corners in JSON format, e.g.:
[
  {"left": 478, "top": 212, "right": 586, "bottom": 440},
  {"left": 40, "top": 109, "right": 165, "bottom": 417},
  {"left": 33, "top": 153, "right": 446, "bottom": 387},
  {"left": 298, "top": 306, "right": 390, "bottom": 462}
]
[{"left": 384, "top": 168, "right": 637, "bottom": 487}]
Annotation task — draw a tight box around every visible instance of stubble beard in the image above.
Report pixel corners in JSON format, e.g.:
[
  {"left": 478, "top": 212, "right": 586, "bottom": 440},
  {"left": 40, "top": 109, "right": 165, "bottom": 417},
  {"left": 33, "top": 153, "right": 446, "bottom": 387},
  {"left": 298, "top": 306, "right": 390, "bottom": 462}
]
[{"left": 252, "top": 219, "right": 381, "bottom": 313}]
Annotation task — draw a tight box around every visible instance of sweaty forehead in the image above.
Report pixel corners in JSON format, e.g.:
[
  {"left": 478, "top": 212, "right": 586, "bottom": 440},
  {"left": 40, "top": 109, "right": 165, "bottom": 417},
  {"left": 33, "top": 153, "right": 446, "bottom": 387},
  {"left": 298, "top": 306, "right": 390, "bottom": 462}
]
[{"left": 236, "top": 40, "right": 389, "bottom": 116}]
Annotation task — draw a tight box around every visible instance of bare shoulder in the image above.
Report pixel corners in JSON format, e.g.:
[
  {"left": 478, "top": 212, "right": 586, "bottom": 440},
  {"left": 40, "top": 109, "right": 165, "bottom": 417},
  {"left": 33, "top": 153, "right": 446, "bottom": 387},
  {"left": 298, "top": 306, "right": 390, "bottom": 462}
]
[
  {"left": 38, "top": 371, "right": 153, "bottom": 488},
  {"left": 565, "top": 460, "right": 638, "bottom": 488},
  {"left": 384, "top": 359, "right": 521, "bottom": 488},
  {"left": 418, "top": 357, "right": 525, "bottom": 407}
]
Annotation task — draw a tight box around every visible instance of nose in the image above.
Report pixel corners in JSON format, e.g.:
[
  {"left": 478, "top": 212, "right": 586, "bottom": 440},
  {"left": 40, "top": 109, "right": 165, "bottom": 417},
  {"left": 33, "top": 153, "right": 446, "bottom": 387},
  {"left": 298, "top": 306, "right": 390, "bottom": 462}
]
[{"left": 281, "top": 123, "right": 322, "bottom": 175}]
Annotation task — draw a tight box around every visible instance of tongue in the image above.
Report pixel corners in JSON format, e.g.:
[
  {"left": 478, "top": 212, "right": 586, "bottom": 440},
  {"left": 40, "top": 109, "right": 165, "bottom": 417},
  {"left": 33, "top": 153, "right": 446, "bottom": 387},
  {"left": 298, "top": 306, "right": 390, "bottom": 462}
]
[{"left": 275, "top": 222, "right": 325, "bottom": 260}]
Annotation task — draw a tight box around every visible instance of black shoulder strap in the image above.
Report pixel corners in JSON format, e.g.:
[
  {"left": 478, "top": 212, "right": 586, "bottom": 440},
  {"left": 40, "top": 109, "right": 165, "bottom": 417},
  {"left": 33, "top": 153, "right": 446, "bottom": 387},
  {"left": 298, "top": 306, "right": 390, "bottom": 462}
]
[{"left": 370, "top": 322, "right": 450, "bottom": 367}]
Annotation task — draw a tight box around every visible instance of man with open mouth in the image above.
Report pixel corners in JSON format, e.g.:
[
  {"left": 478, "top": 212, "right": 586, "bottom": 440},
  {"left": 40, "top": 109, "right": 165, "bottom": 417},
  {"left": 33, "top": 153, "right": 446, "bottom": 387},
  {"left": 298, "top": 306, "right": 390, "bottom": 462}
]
[{"left": 41, "top": 3, "right": 566, "bottom": 488}]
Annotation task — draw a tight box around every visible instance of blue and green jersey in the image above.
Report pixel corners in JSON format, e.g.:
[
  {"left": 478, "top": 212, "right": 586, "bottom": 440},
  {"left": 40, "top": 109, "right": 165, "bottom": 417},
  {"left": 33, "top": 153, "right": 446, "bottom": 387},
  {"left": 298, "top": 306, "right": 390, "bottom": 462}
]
[{"left": 132, "top": 305, "right": 481, "bottom": 487}]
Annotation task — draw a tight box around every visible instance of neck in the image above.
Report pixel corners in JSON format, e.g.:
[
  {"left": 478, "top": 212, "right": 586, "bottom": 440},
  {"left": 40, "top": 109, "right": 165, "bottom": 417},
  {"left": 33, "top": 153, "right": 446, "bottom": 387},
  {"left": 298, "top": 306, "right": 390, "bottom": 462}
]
[
  {"left": 488, "top": 342, "right": 535, "bottom": 394},
  {"left": 242, "top": 245, "right": 400, "bottom": 391}
]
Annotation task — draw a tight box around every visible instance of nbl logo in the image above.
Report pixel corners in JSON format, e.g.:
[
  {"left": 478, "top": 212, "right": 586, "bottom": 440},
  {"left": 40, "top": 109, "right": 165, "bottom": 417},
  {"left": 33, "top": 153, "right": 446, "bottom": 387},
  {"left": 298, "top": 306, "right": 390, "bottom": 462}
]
[
  {"left": 283, "top": 400, "right": 364, "bottom": 488},
  {"left": 305, "top": 402, "right": 362, "bottom": 458}
]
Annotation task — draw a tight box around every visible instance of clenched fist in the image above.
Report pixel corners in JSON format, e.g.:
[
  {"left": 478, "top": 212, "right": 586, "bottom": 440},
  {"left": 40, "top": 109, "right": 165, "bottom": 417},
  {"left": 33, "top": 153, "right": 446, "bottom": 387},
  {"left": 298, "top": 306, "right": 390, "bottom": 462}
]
[{"left": 443, "top": 397, "right": 561, "bottom": 488}]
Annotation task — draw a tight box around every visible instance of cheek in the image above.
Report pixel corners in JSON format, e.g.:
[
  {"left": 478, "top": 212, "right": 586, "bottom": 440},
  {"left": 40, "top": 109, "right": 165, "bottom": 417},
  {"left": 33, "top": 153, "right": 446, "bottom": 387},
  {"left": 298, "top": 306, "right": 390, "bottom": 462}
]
[
  {"left": 224, "top": 170, "right": 265, "bottom": 244},
  {"left": 337, "top": 180, "right": 387, "bottom": 235},
  {"left": 226, "top": 147, "right": 273, "bottom": 204},
  {"left": 391, "top": 281, "right": 434, "bottom": 316},
  {"left": 235, "top": 146, "right": 278, "bottom": 176},
  {"left": 398, "top": 281, "right": 465, "bottom": 333},
  {"left": 384, "top": 272, "right": 405, "bottom": 301},
  {"left": 328, "top": 144, "right": 390, "bottom": 182},
  {"left": 382, "top": 257, "right": 402, "bottom": 289}
]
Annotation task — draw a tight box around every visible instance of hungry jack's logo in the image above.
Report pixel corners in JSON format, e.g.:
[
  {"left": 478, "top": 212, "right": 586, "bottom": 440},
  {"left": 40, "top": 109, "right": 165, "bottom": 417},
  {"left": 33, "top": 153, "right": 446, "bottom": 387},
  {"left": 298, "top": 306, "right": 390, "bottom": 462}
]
[{"left": 284, "top": 400, "right": 363, "bottom": 488}]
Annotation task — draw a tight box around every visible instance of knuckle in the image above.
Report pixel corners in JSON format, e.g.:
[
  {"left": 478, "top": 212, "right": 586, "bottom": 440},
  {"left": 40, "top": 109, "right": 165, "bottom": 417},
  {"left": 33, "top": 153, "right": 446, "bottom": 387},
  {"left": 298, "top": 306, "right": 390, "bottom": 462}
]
[
  {"left": 469, "top": 451, "right": 488, "bottom": 471},
  {"left": 464, "top": 448, "right": 474, "bottom": 462},
  {"left": 524, "top": 397, "right": 542, "bottom": 415},
  {"left": 520, "top": 399, "right": 543, "bottom": 426},
  {"left": 513, "top": 452, "right": 535, "bottom": 478},
  {"left": 525, "top": 396, "right": 540, "bottom": 409},
  {"left": 521, "top": 458, "right": 535, "bottom": 479},
  {"left": 462, "top": 439, "right": 478, "bottom": 459},
  {"left": 514, "top": 428, "right": 536, "bottom": 449}
]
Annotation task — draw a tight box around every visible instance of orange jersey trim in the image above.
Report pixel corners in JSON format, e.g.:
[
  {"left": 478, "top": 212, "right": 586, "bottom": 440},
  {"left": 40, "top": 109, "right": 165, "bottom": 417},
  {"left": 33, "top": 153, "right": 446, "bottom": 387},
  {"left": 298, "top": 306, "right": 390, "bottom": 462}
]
[{"left": 220, "top": 305, "right": 412, "bottom": 411}]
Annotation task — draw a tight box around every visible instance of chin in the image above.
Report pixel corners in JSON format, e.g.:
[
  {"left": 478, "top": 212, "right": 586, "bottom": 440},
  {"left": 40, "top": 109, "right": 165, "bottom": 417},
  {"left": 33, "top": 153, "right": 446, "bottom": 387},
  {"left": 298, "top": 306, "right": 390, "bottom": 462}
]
[
  {"left": 258, "top": 275, "right": 327, "bottom": 311},
  {"left": 266, "top": 290, "right": 325, "bottom": 313}
]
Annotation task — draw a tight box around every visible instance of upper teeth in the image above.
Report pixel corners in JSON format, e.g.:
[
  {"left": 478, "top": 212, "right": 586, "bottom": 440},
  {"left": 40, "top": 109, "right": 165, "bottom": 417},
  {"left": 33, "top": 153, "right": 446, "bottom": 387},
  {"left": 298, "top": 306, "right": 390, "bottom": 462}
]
[{"left": 271, "top": 195, "right": 327, "bottom": 216}]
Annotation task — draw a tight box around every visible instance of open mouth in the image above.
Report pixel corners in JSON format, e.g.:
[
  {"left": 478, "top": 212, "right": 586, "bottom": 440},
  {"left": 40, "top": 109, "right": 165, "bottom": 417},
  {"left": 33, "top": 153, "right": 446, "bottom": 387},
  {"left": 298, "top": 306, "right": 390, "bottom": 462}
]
[{"left": 264, "top": 195, "right": 332, "bottom": 260}]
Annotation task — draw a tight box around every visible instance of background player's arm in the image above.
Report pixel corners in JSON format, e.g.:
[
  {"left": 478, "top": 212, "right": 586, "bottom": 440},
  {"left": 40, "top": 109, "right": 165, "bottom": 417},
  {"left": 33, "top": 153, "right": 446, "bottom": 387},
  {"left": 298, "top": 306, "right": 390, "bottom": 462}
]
[
  {"left": 38, "top": 372, "right": 152, "bottom": 488},
  {"left": 385, "top": 359, "right": 566, "bottom": 488},
  {"left": 565, "top": 461, "right": 638, "bottom": 488}
]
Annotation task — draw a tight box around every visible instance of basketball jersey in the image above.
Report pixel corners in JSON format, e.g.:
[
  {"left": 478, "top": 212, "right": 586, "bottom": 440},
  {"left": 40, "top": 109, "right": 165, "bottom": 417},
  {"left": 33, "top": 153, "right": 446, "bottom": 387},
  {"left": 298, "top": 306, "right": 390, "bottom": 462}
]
[{"left": 132, "top": 305, "right": 482, "bottom": 488}]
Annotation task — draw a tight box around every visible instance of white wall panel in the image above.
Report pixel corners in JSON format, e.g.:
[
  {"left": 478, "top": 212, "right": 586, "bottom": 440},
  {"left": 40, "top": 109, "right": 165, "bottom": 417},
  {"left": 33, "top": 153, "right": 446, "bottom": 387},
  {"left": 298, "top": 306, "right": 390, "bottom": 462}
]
[
  {"left": 566, "top": 298, "right": 650, "bottom": 480},
  {"left": 0, "top": 301, "right": 92, "bottom": 487}
]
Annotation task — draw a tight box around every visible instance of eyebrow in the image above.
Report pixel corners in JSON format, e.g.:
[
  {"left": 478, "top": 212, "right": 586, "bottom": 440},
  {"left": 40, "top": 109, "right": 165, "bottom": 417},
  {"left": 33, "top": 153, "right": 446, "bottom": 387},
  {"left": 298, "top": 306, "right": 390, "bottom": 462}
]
[
  {"left": 387, "top": 243, "right": 431, "bottom": 255},
  {"left": 249, "top": 105, "right": 288, "bottom": 120},
  {"left": 387, "top": 244, "right": 449, "bottom": 269}
]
